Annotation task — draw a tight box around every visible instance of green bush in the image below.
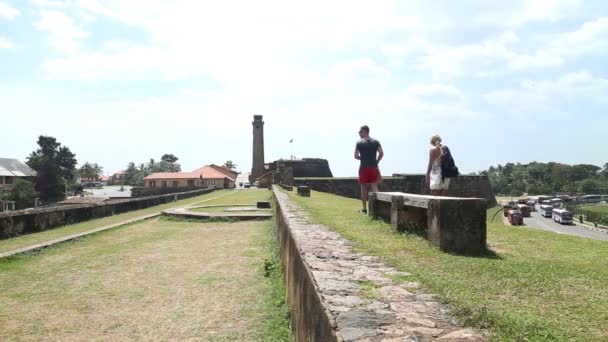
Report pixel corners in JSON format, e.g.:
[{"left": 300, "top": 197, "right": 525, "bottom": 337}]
[{"left": 5, "top": 179, "right": 38, "bottom": 210}]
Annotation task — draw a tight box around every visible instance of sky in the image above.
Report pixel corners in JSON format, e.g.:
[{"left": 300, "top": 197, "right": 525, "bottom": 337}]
[{"left": 1, "top": 0, "right": 607, "bottom": 177}]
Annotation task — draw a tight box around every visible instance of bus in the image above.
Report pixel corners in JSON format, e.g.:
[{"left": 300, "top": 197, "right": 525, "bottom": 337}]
[
  {"left": 507, "top": 210, "right": 523, "bottom": 225},
  {"left": 517, "top": 204, "right": 531, "bottom": 217},
  {"left": 550, "top": 198, "right": 562, "bottom": 208},
  {"left": 527, "top": 200, "right": 537, "bottom": 211},
  {"left": 583, "top": 195, "right": 602, "bottom": 204},
  {"left": 540, "top": 205, "right": 553, "bottom": 218},
  {"left": 552, "top": 209, "right": 573, "bottom": 225}
]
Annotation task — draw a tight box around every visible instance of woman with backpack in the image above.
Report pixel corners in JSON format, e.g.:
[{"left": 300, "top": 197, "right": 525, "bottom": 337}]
[{"left": 426, "top": 134, "right": 459, "bottom": 196}]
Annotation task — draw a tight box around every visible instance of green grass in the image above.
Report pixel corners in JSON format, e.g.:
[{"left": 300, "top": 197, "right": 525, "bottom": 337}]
[
  {"left": 254, "top": 220, "right": 292, "bottom": 341},
  {"left": 578, "top": 204, "right": 608, "bottom": 214},
  {"left": 0, "top": 190, "right": 237, "bottom": 253},
  {"left": 288, "top": 190, "right": 608, "bottom": 342},
  {"left": 0, "top": 189, "right": 291, "bottom": 341}
]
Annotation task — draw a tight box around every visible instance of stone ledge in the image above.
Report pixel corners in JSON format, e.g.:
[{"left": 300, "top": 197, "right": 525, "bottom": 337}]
[{"left": 272, "top": 186, "right": 484, "bottom": 341}]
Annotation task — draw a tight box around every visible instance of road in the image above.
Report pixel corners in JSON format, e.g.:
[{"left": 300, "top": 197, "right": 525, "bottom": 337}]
[
  {"left": 524, "top": 205, "right": 608, "bottom": 241},
  {"left": 86, "top": 185, "right": 133, "bottom": 198}
]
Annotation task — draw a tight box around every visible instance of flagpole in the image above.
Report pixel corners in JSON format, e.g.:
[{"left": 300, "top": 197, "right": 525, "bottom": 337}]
[{"left": 290, "top": 138, "right": 294, "bottom": 160}]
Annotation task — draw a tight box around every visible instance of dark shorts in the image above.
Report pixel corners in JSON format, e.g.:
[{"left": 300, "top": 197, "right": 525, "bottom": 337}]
[{"left": 359, "top": 167, "right": 380, "bottom": 184}]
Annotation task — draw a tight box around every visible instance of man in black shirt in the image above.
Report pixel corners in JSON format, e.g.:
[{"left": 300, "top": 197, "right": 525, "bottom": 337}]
[{"left": 354, "top": 125, "right": 384, "bottom": 213}]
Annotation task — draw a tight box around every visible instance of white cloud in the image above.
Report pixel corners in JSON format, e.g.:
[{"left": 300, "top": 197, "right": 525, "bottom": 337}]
[
  {"left": 477, "top": 0, "right": 584, "bottom": 27},
  {"left": 35, "top": 10, "right": 89, "bottom": 54},
  {"left": 484, "top": 71, "right": 608, "bottom": 116},
  {"left": 0, "top": 36, "right": 15, "bottom": 49},
  {"left": 0, "top": 1, "right": 19, "bottom": 20}
]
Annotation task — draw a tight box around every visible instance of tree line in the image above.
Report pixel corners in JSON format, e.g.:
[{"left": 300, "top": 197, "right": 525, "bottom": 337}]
[
  {"left": 1, "top": 136, "right": 187, "bottom": 208},
  {"left": 479, "top": 162, "right": 608, "bottom": 196},
  {"left": 118, "top": 154, "right": 182, "bottom": 186}
]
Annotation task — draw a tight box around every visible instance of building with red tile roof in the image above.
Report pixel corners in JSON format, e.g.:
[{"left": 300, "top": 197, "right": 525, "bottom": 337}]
[{"left": 143, "top": 165, "right": 236, "bottom": 189}]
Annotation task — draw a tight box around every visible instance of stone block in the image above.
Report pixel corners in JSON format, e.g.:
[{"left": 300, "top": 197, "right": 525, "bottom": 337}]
[
  {"left": 257, "top": 201, "right": 271, "bottom": 209},
  {"left": 427, "top": 198, "right": 487, "bottom": 255},
  {"left": 297, "top": 186, "right": 311, "bottom": 197}
]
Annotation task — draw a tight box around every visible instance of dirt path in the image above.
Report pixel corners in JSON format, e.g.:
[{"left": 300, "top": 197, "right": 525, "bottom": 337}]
[{"left": 0, "top": 218, "right": 275, "bottom": 341}]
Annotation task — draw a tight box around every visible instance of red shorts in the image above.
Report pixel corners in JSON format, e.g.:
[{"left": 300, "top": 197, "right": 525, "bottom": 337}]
[{"left": 359, "top": 167, "right": 380, "bottom": 184}]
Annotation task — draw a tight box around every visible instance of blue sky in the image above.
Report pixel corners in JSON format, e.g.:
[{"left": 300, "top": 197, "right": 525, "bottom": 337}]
[{"left": 1, "top": 0, "right": 607, "bottom": 177}]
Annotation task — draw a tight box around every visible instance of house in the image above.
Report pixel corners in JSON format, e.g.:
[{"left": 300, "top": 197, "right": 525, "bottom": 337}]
[
  {"left": 109, "top": 170, "right": 126, "bottom": 184},
  {"left": 143, "top": 165, "right": 236, "bottom": 189},
  {"left": 0, "top": 158, "right": 37, "bottom": 191}
]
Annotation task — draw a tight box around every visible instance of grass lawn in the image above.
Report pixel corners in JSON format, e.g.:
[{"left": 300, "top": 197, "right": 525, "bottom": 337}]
[
  {"left": 0, "top": 191, "right": 291, "bottom": 341},
  {"left": 288, "top": 190, "right": 608, "bottom": 341},
  {"left": 194, "top": 188, "right": 272, "bottom": 205},
  {"left": 0, "top": 189, "right": 237, "bottom": 254},
  {"left": 189, "top": 206, "right": 272, "bottom": 213},
  {"left": 579, "top": 204, "right": 608, "bottom": 214}
]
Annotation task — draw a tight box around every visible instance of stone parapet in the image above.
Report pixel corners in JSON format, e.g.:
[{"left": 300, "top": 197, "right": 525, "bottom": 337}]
[
  {"left": 294, "top": 175, "right": 497, "bottom": 207},
  {"left": 273, "top": 186, "right": 484, "bottom": 341},
  {"left": 0, "top": 188, "right": 215, "bottom": 239}
]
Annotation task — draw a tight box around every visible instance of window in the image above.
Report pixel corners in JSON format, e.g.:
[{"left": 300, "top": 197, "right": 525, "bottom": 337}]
[
  {"left": 161, "top": 181, "right": 167, "bottom": 188},
  {"left": 173, "top": 181, "right": 179, "bottom": 187},
  {"left": 5, "top": 177, "right": 13, "bottom": 185},
  {"left": 187, "top": 180, "right": 195, "bottom": 186},
  {"left": 150, "top": 181, "right": 156, "bottom": 188},
  {"left": 0, "top": 177, "right": 3, "bottom": 184}
]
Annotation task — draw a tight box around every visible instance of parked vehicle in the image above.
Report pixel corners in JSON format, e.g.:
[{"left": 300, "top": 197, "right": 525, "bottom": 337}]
[
  {"left": 517, "top": 199, "right": 528, "bottom": 205},
  {"left": 517, "top": 204, "right": 531, "bottom": 217},
  {"left": 550, "top": 198, "right": 562, "bottom": 208},
  {"left": 537, "top": 196, "right": 551, "bottom": 204},
  {"left": 503, "top": 205, "right": 512, "bottom": 217},
  {"left": 507, "top": 210, "right": 524, "bottom": 225},
  {"left": 552, "top": 209, "right": 573, "bottom": 225},
  {"left": 583, "top": 195, "right": 602, "bottom": 204},
  {"left": 244, "top": 182, "right": 251, "bottom": 188},
  {"left": 540, "top": 205, "right": 554, "bottom": 218},
  {"left": 527, "top": 201, "right": 537, "bottom": 211}
]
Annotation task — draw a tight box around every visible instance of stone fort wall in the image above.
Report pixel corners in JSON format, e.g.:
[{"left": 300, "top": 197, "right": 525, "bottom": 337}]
[
  {"left": 271, "top": 158, "right": 333, "bottom": 178},
  {"left": 294, "top": 174, "right": 497, "bottom": 207},
  {"left": 0, "top": 188, "right": 216, "bottom": 240}
]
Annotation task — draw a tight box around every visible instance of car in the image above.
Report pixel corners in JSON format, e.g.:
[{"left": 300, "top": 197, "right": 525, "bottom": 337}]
[{"left": 244, "top": 182, "right": 251, "bottom": 188}]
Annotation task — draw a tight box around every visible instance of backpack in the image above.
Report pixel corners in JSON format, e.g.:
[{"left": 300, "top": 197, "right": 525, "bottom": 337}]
[{"left": 441, "top": 145, "right": 459, "bottom": 179}]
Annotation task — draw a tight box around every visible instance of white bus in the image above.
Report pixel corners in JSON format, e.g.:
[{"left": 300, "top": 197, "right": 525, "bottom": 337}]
[
  {"left": 552, "top": 209, "right": 573, "bottom": 225},
  {"left": 550, "top": 198, "right": 562, "bottom": 208},
  {"left": 540, "top": 205, "right": 553, "bottom": 218}
]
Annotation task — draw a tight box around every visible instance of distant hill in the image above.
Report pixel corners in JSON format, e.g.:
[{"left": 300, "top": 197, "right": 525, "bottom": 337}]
[{"left": 476, "top": 162, "right": 608, "bottom": 196}]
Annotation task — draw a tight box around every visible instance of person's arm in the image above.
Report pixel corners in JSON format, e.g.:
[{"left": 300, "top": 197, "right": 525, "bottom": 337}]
[
  {"left": 354, "top": 147, "right": 361, "bottom": 160},
  {"left": 426, "top": 149, "right": 434, "bottom": 183},
  {"left": 376, "top": 145, "right": 384, "bottom": 164}
]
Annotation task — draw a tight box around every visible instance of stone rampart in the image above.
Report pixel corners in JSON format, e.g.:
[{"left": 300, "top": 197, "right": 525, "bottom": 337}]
[
  {"left": 272, "top": 186, "right": 483, "bottom": 341},
  {"left": 0, "top": 188, "right": 215, "bottom": 239},
  {"left": 294, "top": 174, "right": 497, "bottom": 207}
]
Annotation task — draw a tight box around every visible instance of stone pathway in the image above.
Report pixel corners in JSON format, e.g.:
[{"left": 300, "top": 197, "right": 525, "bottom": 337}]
[{"left": 276, "top": 190, "right": 484, "bottom": 341}]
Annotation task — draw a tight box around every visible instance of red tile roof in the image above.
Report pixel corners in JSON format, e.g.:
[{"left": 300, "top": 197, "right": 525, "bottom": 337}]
[
  {"left": 144, "top": 165, "right": 236, "bottom": 181},
  {"left": 192, "top": 165, "right": 236, "bottom": 181}
]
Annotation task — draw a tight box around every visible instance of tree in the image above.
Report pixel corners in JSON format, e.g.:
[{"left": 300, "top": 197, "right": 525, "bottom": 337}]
[
  {"left": 26, "top": 136, "right": 77, "bottom": 202},
  {"left": 5, "top": 179, "right": 38, "bottom": 209},
  {"left": 159, "top": 154, "right": 181, "bottom": 172},
  {"left": 223, "top": 160, "right": 237, "bottom": 170},
  {"left": 79, "top": 162, "right": 103, "bottom": 182},
  {"left": 579, "top": 179, "right": 602, "bottom": 194}
]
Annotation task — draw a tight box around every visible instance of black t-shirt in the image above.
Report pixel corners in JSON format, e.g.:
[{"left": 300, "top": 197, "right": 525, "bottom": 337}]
[{"left": 356, "top": 138, "right": 381, "bottom": 169}]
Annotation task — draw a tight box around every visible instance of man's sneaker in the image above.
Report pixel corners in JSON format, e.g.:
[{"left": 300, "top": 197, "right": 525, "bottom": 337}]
[{"left": 359, "top": 209, "right": 368, "bottom": 214}]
